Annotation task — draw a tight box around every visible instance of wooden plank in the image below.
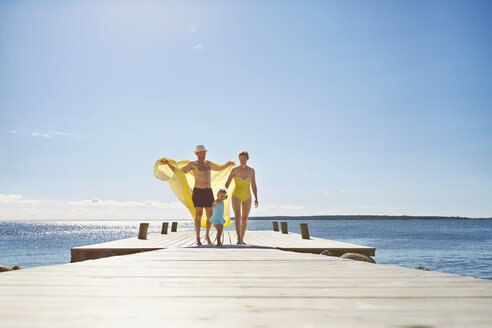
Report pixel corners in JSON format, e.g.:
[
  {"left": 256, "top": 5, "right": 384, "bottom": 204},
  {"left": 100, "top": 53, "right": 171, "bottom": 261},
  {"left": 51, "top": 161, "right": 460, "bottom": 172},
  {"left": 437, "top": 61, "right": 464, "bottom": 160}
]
[
  {"left": 249, "top": 230, "right": 289, "bottom": 247},
  {"left": 1, "top": 297, "right": 491, "bottom": 328},
  {"left": 0, "top": 247, "right": 491, "bottom": 328}
]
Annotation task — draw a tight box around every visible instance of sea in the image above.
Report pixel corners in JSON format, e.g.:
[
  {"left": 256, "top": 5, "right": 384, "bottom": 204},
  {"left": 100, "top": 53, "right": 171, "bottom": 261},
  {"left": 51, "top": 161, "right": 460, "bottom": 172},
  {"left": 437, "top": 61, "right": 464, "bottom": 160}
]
[{"left": 1, "top": 219, "right": 491, "bottom": 280}]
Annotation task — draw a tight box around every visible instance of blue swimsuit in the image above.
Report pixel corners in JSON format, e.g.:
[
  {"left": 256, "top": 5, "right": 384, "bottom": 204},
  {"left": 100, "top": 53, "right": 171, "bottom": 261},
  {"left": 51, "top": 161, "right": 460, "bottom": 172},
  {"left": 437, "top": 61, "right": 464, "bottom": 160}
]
[{"left": 209, "top": 203, "right": 225, "bottom": 225}]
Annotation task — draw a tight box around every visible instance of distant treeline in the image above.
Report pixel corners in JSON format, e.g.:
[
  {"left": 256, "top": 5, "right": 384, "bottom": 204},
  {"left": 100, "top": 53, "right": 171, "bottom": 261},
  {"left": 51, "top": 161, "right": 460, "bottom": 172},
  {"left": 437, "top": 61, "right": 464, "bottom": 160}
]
[{"left": 248, "top": 215, "right": 491, "bottom": 220}]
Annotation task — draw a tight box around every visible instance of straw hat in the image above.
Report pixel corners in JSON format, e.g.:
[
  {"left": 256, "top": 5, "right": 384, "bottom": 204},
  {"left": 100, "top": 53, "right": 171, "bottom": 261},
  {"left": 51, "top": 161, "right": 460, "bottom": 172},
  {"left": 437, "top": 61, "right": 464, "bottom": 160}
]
[{"left": 194, "top": 145, "right": 208, "bottom": 154}]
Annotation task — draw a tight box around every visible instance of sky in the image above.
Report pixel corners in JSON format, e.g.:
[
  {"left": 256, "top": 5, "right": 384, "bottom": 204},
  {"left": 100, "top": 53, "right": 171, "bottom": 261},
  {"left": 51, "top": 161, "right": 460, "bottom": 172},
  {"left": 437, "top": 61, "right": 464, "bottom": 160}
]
[{"left": 1, "top": 0, "right": 491, "bottom": 220}]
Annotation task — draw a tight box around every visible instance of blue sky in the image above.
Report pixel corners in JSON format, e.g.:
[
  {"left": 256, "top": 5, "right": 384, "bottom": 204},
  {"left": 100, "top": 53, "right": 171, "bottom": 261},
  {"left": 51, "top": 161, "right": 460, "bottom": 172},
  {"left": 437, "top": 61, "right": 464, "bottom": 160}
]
[{"left": 1, "top": 0, "right": 491, "bottom": 219}]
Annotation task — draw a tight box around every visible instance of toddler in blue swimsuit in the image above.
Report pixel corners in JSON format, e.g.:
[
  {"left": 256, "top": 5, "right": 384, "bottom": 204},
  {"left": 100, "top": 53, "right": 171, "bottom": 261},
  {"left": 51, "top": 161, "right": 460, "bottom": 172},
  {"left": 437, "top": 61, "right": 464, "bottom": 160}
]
[{"left": 210, "top": 189, "right": 227, "bottom": 246}]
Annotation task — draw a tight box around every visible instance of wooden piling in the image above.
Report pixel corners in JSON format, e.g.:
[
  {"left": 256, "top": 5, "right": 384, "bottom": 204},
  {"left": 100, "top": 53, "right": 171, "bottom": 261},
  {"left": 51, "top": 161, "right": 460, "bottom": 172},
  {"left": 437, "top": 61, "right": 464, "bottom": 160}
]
[
  {"left": 272, "top": 221, "right": 279, "bottom": 231},
  {"left": 138, "top": 223, "right": 149, "bottom": 239},
  {"left": 171, "top": 222, "right": 178, "bottom": 232},
  {"left": 280, "top": 221, "right": 288, "bottom": 234},
  {"left": 161, "top": 222, "right": 169, "bottom": 234},
  {"left": 300, "top": 223, "right": 310, "bottom": 239}
]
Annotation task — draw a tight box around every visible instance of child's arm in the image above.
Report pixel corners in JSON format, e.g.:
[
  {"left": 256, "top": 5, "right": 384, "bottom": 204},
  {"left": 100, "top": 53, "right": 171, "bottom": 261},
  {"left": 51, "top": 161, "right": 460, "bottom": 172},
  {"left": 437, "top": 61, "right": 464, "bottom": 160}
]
[{"left": 212, "top": 200, "right": 218, "bottom": 209}]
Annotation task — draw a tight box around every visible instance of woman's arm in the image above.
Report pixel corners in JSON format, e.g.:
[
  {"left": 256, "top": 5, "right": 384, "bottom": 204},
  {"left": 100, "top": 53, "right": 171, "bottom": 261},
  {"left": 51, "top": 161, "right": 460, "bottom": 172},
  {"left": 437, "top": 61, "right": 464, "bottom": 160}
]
[
  {"left": 225, "top": 167, "right": 236, "bottom": 190},
  {"left": 251, "top": 168, "right": 258, "bottom": 208}
]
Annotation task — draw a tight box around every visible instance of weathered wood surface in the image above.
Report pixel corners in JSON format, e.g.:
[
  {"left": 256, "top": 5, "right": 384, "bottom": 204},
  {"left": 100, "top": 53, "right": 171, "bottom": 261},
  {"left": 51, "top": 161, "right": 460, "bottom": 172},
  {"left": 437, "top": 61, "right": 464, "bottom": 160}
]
[
  {"left": 1, "top": 247, "right": 491, "bottom": 327},
  {"left": 71, "top": 230, "right": 376, "bottom": 262}
]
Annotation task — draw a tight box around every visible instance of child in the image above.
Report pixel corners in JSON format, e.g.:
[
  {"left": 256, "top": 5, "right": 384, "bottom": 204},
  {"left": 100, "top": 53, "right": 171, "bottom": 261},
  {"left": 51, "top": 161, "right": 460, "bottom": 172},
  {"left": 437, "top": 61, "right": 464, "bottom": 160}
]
[{"left": 209, "top": 189, "right": 227, "bottom": 246}]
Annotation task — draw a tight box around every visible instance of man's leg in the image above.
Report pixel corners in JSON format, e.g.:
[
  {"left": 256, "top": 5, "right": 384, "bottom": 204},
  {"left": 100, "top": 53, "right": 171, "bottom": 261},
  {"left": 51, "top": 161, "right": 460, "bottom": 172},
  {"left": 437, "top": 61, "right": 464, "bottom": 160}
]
[
  {"left": 205, "top": 207, "right": 213, "bottom": 244},
  {"left": 231, "top": 196, "right": 242, "bottom": 244},
  {"left": 195, "top": 207, "right": 203, "bottom": 245},
  {"left": 241, "top": 198, "right": 252, "bottom": 245}
]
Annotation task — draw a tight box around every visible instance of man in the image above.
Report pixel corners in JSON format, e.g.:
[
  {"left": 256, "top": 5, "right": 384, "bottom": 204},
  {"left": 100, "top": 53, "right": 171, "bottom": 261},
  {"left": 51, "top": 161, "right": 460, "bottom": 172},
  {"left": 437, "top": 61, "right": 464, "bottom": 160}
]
[{"left": 160, "top": 145, "right": 233, "bottom": 245}]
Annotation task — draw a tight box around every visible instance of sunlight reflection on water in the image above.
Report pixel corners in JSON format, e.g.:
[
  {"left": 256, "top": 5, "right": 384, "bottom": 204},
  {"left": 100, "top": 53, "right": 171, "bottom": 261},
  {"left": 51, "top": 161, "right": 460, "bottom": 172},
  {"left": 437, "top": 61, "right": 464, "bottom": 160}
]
[{"left": 1, "top": 219, "right": 491, "bottom": 280}]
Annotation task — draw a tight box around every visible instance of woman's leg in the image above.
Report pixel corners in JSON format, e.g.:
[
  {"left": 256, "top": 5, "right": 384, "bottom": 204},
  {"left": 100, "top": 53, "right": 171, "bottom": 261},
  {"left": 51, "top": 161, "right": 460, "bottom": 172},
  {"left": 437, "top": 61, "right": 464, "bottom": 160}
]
[
  {"left": 240, "top": 198, "right": 252, "bottom": 245},
  {"left": 231, "top": 196, "right": 242, "bottom": 244}
]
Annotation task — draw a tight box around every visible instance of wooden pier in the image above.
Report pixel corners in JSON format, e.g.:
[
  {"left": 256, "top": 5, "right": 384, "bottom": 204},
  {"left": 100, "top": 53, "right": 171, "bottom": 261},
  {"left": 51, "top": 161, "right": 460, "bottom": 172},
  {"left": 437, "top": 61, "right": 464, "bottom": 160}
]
[
  {"left": 70, "top": 230, "right": 376, "bottom": 262},
  {"left": 1, "top": 227, "right": 491, "bottom": 327}
]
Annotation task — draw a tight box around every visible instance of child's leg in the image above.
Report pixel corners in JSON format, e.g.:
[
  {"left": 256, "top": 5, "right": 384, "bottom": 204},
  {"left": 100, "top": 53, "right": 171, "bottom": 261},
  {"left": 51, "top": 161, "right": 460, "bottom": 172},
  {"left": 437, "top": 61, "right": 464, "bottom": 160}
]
[
  {"left": 213, "top": 224, "right": 220, "bottom": 245},
  {"left": 217, "top": 225, "right": 223, "bottom": 246}
]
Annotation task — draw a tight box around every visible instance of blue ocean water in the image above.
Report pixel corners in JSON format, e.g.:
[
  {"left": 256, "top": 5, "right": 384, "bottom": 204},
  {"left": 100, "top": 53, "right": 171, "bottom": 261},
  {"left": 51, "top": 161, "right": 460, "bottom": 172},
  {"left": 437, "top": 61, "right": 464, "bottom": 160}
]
[{"left": 1, "top": 219, "right": 491, "bottom": 280}]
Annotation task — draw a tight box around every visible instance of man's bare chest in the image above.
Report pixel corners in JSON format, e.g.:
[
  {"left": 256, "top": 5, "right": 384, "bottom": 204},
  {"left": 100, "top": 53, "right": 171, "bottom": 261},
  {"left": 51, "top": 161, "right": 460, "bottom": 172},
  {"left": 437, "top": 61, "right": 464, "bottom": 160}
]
[{"left": 193, "top": 162, "right": 211, "bottom": 173}]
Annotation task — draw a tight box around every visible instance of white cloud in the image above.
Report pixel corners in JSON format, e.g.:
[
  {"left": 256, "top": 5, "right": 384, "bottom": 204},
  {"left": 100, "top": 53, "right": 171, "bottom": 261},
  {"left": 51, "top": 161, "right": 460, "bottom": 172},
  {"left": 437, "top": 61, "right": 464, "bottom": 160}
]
[
  {"left": 193, "top": 44, "right": 204, "bottom": 52},
  {"left": 281, "top": 205, "right": 304, "bottom": 210},
  {"left": 0, "top": 194, "right": 185, "bottom": 220},
  {"left": 0, "top": 194, "right": 24, "bottom": 203},
  {"left": 4, "top": 130, "right": 82, "bottom": 138},
  {"left": 32, "top": 132, "right": 51, "bottom": 138},
  {"left": 189, "top": 26, "right": 196, "bottom": 33},
  {"left": 340, "top": 190, "right": 354, "bottom": 193},
  {"left": 48, "top": 131, "right": 82, "bottom": 138},
  {"left": 353, "top": 206, "right": 399, "bottom": 210},
  {"left": 252, "top": 204, "right": 305, "bottom": 216}
]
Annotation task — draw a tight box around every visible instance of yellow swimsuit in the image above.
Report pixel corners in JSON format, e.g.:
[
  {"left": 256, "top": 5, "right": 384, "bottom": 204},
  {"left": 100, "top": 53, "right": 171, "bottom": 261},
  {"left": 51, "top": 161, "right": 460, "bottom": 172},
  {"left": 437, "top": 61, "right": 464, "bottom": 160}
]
[{"left": 232, "top": 169, "right": 252, "bottom": 202}]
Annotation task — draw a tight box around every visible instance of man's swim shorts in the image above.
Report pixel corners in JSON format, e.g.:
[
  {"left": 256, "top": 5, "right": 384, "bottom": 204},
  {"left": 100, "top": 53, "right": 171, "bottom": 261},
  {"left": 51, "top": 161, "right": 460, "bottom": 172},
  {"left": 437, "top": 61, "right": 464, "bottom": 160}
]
[{"left": 192, "top": 188, "right": 214, "bottom": 208}]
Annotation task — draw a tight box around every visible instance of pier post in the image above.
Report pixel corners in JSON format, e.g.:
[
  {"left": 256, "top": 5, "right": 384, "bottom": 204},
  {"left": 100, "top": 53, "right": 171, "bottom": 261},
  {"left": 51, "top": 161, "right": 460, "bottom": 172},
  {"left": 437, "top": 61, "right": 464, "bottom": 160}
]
[
  {"left": 280, "top": 221, "right": 288, "bottom": 234},
  {"left": 161, "top": 222, "right": 169, "bottom": 234},
  {"left": 300, "top": 223, "right": 310, "bottom": 239},
  {"left": 272, "top": 221, "right": 279, "bottom": 231},
  {"left": 138, "top": 223, "right": 149, "bottom": 239},
  {"left": 171, "top": 222, "right": 178, "bottom": 232}
]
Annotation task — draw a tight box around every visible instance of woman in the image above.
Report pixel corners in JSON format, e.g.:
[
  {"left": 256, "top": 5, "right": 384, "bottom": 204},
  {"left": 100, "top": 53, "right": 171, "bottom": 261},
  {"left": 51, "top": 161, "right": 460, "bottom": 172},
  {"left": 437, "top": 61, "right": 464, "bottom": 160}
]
[{"left": 225, "top": 151, "right": 258, "bottom": 245}]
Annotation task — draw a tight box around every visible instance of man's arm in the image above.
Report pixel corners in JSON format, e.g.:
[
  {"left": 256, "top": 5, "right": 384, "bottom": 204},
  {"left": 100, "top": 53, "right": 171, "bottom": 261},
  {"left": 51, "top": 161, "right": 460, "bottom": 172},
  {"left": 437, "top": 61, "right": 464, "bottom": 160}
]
[
  {"left": 181, "top": 162, "right": 194, "bottom": 174},
  {"left": 209, "top": 161, "right": 234, "bottom": 171},
  {"left": 160, "top": 159, "right": 193, "bottom": 173},
  {"left": 159, "top": 159, "right": 176, "bottom": 172}
]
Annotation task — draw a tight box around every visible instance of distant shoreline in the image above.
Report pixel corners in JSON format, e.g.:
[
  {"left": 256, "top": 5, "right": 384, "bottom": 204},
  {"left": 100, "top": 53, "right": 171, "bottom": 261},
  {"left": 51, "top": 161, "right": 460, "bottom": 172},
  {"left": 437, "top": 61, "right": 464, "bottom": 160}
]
[
  {"left": 248, "top": 215, "right": 492, "bottom": 220},
  {"left": 2, "top": 215, "right": 491, "bottom": 221}
]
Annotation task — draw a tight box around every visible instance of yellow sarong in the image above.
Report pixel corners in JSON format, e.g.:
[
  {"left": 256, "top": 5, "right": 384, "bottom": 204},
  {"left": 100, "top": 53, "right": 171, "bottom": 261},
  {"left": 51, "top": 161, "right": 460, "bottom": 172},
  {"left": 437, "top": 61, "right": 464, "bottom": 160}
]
[{"left": 153, "top": 158, "right": 234, "bottom": 228}]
